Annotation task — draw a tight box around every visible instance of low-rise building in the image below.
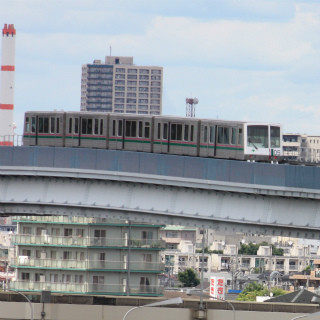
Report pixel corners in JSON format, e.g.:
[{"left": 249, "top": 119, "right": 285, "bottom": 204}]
[{"left": 11, "top": 216, "right": 165, "bottom": 296}]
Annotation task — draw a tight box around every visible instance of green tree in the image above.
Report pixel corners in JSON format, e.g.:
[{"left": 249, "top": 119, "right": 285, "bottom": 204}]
[
  {"left": 237, "top": 282, "right": 287, "bottom": 301},
  {"left": 178, "top": 268, "right": 200, "bottom": 287}
]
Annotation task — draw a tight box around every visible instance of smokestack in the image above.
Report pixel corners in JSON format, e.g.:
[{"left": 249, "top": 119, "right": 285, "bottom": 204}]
[{"left": 0, "top": 24, "right": 16, "bottom": 146}]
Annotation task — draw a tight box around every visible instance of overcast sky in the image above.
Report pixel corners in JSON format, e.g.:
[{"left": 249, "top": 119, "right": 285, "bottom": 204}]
[{"left": 1, "top": 0, "right": 320, "bottom": 135}]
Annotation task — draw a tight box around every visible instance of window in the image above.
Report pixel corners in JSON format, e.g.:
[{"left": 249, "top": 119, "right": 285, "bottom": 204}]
[
  {"left": 128, "top": 69, "right": 137, "bottom": 74},
  {"left": 76, "top": 229, "right": 84, "bottom": 237},
  {"left": 99, "top": 252, "right": 106, "bottom": 261},
  {"left": 23, "top": 226, "right": 32, "bottom": 235},
  {"left": 204, "top": 126, "right": 208, "bottom": 143},
  {"left": 94, "top": 230, "right": 106, "bottom": 238},
  {"left": 125, "top": 120, "right": 137, "bottom": 137},
  {"left": 238, "top": 128, "right": 243, "bottom": 145},
  {"left": 38, "top": 117, "right": 49, "bottom": 133},
  {"left": 127, "top": 74, "right": 137, "bottom": 80},
  {"left": 21, "top": 272, "right": 30, "bottom": 281},
  {"left": 62, "top": 274, "right": 71, "bottom": 283},
  {"left": 271, "top": 126, "right": 280, "bottom": 148},
  {"left": 63, "top": 251, "right": 72, "bottom": 260},
  {"left": 231, "top": 128, "right": 237, "bottom": 145},
  {"left": 151, "top": 69, "right": 161, "bottom": 74},
  {"left": 247, "top": 125, "right": 268, "bottom": 148},
  {"left": 50, "top": 251, "right": 56, "bottom": 259},
  {"left": 218, "top": 127, "right": 230, "bottom": 144},
  {"left": 50, "top": 117, "right": 56, "bottom": 133},
  {"left": 210, "top": 126, "right": 215, "bottom": 143},
  {"left": 118, "top": 120, "right": 123, "bottom": 136},
  {"left": 145, "top": 122, "right": 150, "bottom": 138},
  {"left": 22, "top": 249, "right": 31, "bottom": 257},
  {"left": 116, "top": 68, "right": 125, "bottom": 73},
  {"left": 170, "top": 124, "right": 182, "bottom": 141},
  {"left": 81, "top": 118, "right": 93, "bottom": 135},
  {"left": 163, "top": 123, "right": 168, "bottom": 140},
  {"left": 75, "top": 275, "right": 83, "bottom": 283},
  {"left": 64, "top": 228, "right": 72, "bottom": 237},
  {"left": 184, "top": 125, "right": 189, "bottom": 141},
  {"left": 51, "top": 228, "right": 60, "bottom": 236},
  {"left": 50, "top": 273, "right": 58, "bottom": 283}
]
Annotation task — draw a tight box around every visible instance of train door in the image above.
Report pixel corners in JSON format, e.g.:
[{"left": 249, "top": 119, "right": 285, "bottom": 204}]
[
  {"left": 65, "top": 114, "right": 80, "bottom": 148},
  {"left": 111, "top": 118, "right": 124, "bottom": 150},
  {"left": 23, "top": 114, "right": 37, "bottom": 146},
  {"left": 199, "top": 121, "right": 216, "bottom": 157}
]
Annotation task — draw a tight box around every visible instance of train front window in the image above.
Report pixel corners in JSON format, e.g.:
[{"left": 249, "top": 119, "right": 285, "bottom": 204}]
[
  {"left": 247, "top": 125, "right": 268, "bottom": 148},
  {"left": 271, "top": 126, "right": 280, "bottom": 148}
]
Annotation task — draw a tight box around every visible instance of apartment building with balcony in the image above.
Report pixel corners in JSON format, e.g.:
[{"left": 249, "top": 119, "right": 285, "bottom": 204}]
[
  {"left": 11, "top": 216, "right": 165, "bottom": 296},
  {"left": 283, "top": 133, "right": 320, "bottom": 163},
  {"left": 81, "top": 56, "right": 163, "bottom": 115}
]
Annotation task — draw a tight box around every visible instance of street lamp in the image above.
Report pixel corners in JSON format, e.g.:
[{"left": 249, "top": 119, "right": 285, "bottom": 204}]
[
  {"left": 186, "top": 289, "right": 235, "bottom": 320},
  {"left": 7, "top": 289, "right": 34, "bottom": 320},
  {"left": 122, "top": 297, "right": 183, "bottom": 320}
]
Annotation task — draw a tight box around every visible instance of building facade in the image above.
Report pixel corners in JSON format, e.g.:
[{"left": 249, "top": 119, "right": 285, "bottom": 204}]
[
  {"left": 80, "top": 56, "right": 163, "bottom": 115},
  {"left": 283, "top": 133, "right": 320, "bottom": 163},
  {"left": 11, "top": 216, "right": 165, "bottom": 296}
]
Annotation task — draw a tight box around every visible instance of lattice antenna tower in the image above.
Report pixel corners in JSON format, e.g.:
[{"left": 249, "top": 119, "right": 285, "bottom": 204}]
[{"left": 186, "top": 98, "right": 199, "bottom": 118}]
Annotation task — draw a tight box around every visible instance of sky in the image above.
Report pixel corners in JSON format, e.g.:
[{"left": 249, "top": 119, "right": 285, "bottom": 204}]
[{"left": 1, "top": 0, "right": 320, "bottom": 136}]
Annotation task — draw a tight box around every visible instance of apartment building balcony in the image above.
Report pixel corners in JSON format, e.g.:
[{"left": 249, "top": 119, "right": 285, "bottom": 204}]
[
  {"left": 12, "top": 235, "right": 165, "bottom": 250},
  {"left": 11, "top": 258, "right": 164, "bottom": 272},
  {"left": 10, "top": 281, "right": 164, "bottom": 296}
]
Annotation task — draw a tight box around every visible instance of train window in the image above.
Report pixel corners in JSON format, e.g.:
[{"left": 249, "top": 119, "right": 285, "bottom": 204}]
[
  {"left": 39, "top": 117, "right": 49, "bottom": 133},
  {"left": 157, "top": 123, "right": 161, "bottom": 140},
  {"left": 271, "top": 126, "right": 280, "bottom": 148},
  {"left": 238, "top": 128, "right": 243, "bottom": 145},
  {"left": 81, "top": 119, "right": 87, "bottom": 134},
  {"left": 163, "top": 123, "right": 168, "bottom": 139},
  {"left": 25, "top": 117, "right": 31, "bottom": 133},
  {"left": 94, "top": 119, "right": 99, "bottom": 135},
  {"left": 112, "top": 120, "right": 116, "bottom": 136},
  {"left": 204, "top": 126, "right": 208, "bottom": 143},
  {"left": 50, "top": 118, "right": 55, "bottom": 133},
  {"left": 138, "top": 121, "right": 143, "bottom": 138},
  {"left": 217, "top": 127, "right": 230, "bottom": 144},
  {"left": 190, "top": 125, "right": 194, "bottom": 142},
  {"left": 100, "top": 119, "right": 103, "bottom": 135},
  {"left": 170, "top": 124, "right": 182, "bottom": 141},
  {"left": 145, "top": 122, "right": 150, "bottom": 138},
  {"left": 74, "top": 118, "right": 79, "bottom": 134},
  {"left": 231, "top": 128, "right": 236, "bottom": 145},
  {"left": 69, "top": 118, "right": 72, "bottom": 134},
  {"left": 88, "top": 119, "right": 93, "bottom": 134},
  {"left": 56, "top": 118, "right": 59, "bottom": 133},
  {"left": 184, "top": 125, "right": 189, "bottom": 141},
  {"left": 209, "top": 126, "right": 215, "bottom": 143},
  {"left": 81, "top": 118, "right": 93, "bottom": 134},
  {"left": 118, "top": 120, "right": 123, "bottom": 136},
  {"left": 247, "top": 125, "right": 268, "bottom": 148},
  {"left": 125, "top": 120, "right": 137, "bottom": 137},
  {"left": 31, "top": 117, "right": 36, "bottom": 133}
]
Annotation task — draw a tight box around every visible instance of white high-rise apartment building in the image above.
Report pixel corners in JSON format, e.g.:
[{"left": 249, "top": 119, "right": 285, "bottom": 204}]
[{"left": 81, "top": 56, "right": 163, "bottom": 115}]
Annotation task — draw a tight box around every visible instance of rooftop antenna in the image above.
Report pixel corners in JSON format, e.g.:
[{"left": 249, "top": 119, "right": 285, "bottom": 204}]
[{"left": 186, "top": 98, "right": 199, "bottom": 118}]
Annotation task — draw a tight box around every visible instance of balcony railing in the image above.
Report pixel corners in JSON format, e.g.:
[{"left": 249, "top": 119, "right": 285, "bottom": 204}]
[
  {"left": 11, "top": 257, "right": 164, "bottom": 272},
  {"left": 12, "top": 234, "right": 165, "bottom": 249},
  {"left": 10, "top": 281, "right": 164, "bottom": 296}
]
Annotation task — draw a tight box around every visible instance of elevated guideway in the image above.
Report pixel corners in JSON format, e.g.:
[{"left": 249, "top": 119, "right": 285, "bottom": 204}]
[{"left": 0, "top": 146, "right": 320, "bottom": 238}]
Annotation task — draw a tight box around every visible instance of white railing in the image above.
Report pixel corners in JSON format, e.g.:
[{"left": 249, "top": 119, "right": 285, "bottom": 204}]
[
  {"left": 10, "top": 280, "right": 164, "bottom": 295},
  {"left": 12, "top": 234, "right": 165, "bottom": 249},
  {"left": 11, "top": 257, "right": 165, "bottom": 271}
]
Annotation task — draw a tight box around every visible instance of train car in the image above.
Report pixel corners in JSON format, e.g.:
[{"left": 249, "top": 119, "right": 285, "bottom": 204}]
[
  {"left": 64, "top": 112, "right": 107, "bottom": 149},
  {"left": 23, "top": 111, "right": 282, "bottom": 162},
  {"left": 108, "top": 113, "right": 153, "bottom": 152},
  {"left": 153, "top": 116, "right": 198, "bottom": 156},
  {"left": 24, "top": 111, "right": 65, "bottom": 147}
]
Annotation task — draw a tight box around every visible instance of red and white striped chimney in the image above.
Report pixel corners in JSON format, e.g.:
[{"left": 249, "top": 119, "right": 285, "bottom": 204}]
[{"left": 0, "top": 24, "right": 16, "bottom": 146}]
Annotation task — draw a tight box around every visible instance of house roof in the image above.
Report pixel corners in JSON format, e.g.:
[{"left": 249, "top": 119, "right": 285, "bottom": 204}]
[{"left": 265, "top": 289, "right": 320, "bottom": 304}]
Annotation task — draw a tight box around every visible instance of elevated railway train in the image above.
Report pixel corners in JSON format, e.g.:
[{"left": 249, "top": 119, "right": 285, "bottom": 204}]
[{"left": 23, "top": 111, "right": 282, "bottom": 162}]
